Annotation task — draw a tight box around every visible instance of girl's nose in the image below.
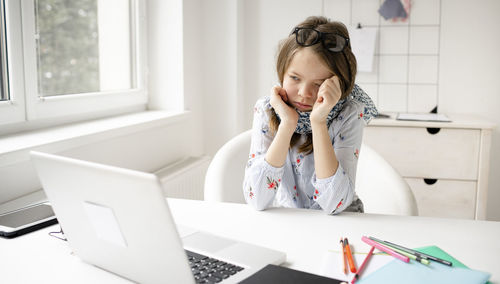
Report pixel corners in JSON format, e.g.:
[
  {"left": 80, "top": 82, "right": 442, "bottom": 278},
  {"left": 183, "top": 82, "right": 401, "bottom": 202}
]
[{"left": 298, "top": 84, "right": 314, "bottom": 98}]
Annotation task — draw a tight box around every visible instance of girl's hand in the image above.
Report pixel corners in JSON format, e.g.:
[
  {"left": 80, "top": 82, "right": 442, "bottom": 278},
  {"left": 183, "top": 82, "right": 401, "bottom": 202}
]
[
  {"left": 269, "top": 86, "right": 298, "bottom": 131},
  {"left": 310, "top": 76, "right": 342, "bottom": 125}
]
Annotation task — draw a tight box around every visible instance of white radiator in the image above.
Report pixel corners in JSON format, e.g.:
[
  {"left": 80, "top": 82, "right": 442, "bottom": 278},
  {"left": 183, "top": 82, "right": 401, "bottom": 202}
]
[{"left": 154, "top": 156, "right": 212, "bottom": 200}]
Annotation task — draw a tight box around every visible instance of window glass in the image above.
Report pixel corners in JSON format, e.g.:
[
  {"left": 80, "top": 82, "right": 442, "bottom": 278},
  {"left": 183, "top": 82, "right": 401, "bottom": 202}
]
[
  {"left": 0, "top": 0, "right": 8, "bottom": 101},
  {"left": 35, "top": 0, "right": 133, "bottom": 97},
  {"left": 0, "top": 49, "right": 6, "bottom": 101}
]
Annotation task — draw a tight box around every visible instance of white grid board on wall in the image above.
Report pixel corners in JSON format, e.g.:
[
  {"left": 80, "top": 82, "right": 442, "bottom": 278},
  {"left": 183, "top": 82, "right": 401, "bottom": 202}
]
[{"left": 324, "top": 0, "right": 441, "bottom": 113}]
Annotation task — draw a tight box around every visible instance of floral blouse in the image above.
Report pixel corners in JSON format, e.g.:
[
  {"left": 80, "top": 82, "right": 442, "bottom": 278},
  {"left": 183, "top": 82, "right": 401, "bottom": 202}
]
[{"left": 243, "top": 85, "right": 376, "bottom": 214}]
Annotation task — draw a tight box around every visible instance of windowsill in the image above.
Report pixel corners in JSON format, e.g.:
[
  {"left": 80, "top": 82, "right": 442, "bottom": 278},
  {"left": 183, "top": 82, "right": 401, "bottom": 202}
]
[{"left": 0, "top": 110, "right": 191, "bottom": 167}]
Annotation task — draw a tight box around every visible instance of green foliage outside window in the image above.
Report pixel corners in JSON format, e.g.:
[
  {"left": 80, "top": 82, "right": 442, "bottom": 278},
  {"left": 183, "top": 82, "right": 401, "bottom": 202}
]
[{"left": 36, "top": 0, "right": 99, "bottom": 96}]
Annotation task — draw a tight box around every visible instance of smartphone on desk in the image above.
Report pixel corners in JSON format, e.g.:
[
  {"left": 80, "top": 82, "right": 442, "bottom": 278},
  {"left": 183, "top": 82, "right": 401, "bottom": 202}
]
[{"left": 0, "top": 202, "right": 58, "bottom": 238}]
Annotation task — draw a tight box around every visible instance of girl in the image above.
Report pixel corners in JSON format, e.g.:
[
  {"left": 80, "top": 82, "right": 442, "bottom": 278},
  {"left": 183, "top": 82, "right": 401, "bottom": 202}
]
[{"left": 243, "top": 16, "right": 377, "bottom": 214}]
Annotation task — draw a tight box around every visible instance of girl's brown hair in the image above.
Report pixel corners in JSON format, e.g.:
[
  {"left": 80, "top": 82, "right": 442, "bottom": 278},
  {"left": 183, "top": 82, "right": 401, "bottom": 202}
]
[{"left": 269, "top": 16, "right": 357, "bottom": 154}]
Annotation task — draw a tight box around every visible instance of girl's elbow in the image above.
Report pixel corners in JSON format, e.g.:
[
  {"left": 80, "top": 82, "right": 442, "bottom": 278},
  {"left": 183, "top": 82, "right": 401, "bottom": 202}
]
[
  {"left": 325, "top": 189, "right": 355, "bottom": 215},
  {"left": 253, "top": 204, "right": 268, "bottom": 211},
  {"left": 244, "top": 194, "right": 269, "bottom": 211},
  {"left": 245, "top": 200, "right": 268, "bottom": 211}
]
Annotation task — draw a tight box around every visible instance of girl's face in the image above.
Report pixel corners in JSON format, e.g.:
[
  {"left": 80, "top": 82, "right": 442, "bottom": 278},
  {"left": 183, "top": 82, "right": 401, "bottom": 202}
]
[{"left": 282, "top": 47, "right": 334, "bottom": 112}]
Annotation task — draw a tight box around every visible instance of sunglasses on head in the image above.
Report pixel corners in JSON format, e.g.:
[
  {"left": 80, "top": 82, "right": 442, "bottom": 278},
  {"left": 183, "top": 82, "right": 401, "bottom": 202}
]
[{"left": 291, "top": 27, "right": 349, "bottom": 52}]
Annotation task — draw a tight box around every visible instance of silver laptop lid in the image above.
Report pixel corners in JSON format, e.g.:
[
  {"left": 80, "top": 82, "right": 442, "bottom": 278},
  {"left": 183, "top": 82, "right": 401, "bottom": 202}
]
[{"left": 31, "top": 151, "right": 195, "bottom": 284}]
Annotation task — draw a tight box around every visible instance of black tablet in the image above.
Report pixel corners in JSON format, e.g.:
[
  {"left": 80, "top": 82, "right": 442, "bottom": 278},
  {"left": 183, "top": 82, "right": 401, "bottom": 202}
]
[
  {"left": 240, "top": 264, "right": 343, "bottom": 284},
  {"left": 0, "top": 203, "right": 58, "bottom": 238}
]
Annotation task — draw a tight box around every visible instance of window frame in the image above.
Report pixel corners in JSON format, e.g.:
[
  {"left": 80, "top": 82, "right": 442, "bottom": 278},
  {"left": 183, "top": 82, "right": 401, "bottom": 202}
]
[
  {"left": 0, "top": 0, "right": 147, "bottom": 126},
  {"left": 0, "top": 0, "right": 8, "bottom": 101},
  {"left": 0, "top": 0, "right": 26, "bottom": 125}
]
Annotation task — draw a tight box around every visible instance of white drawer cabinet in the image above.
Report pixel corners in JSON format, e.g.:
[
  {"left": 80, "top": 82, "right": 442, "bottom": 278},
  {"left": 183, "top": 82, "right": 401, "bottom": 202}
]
[
  {"left": 363, "top": 114, "right": 495, "bottom": 220},
  {"left": 405, "top": 178, "right": 476, "bottom": 219}
]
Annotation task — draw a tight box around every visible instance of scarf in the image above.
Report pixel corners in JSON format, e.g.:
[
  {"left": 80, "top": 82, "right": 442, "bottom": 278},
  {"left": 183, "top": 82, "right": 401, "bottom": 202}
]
[{"left": 275, "top": 84, "right": 378, "bottom": 135}]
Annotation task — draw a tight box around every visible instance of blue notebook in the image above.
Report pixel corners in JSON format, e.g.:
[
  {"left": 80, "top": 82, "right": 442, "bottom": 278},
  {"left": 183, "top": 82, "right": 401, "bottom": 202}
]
[{"left": 357, "top": 246, "right": 491, "bottom": 284}]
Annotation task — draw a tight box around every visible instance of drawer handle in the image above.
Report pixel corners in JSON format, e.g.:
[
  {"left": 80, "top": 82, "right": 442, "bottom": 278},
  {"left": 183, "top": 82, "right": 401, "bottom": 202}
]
[
  {"left": 426, "top": 128, "right": 441, "bottom": 135},
  {"left": 424, "top": 178, "right": 438, "bottom": 185}
]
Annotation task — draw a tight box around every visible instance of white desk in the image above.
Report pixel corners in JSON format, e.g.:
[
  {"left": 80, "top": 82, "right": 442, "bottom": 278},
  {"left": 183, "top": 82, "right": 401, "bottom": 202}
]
[{"left": 1, "top": 199, "right": 499, "bottom": 283}]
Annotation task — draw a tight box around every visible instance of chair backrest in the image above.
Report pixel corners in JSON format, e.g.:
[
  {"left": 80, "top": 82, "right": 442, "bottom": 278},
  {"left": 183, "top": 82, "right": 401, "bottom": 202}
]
[
  {"left": 204, "top": 130, "right": 418, "bottom": 216},
  {"left": 204, "top": 130, "right": 251, "bottom": 204},
  {"left": 355, "top": 143, "right": 418, "bottom": 216}
]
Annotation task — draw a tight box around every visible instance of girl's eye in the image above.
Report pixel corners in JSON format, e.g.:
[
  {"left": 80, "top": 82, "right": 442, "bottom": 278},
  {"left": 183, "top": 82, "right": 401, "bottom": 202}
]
[
  {"left": 290, "top": 75, "right": 299, "bottom": 81},
  {"left": 315, "top": 81, "right": 325, "bottom": 87}
]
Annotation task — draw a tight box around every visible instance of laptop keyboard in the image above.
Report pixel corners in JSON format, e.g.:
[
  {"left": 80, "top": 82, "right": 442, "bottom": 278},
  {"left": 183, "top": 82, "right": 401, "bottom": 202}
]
[{"left": 186, "top": 250, "right": 244, "bottom": 283}]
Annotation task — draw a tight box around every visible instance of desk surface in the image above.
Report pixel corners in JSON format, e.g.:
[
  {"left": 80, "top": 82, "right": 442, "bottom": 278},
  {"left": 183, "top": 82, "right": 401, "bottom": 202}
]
[{"left": 1, "top": 198, "right": 499, "bottom": 283}]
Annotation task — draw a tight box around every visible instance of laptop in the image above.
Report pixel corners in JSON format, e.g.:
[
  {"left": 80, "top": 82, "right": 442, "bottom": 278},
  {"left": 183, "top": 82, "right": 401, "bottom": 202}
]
[{"left": 30, "top": 151, "right": 285, "bottom": 284}]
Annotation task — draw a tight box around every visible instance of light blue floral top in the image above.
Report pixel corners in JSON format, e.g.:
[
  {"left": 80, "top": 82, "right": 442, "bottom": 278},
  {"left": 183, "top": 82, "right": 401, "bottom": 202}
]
[{"left": 243, "top": 85, "right": 377, "bottom": 214}]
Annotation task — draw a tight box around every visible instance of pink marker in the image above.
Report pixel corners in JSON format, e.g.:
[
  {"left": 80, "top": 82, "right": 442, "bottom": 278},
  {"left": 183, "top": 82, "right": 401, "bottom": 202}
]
[{"left": 361, "top": 236, "right": 409, "bottom": 263}]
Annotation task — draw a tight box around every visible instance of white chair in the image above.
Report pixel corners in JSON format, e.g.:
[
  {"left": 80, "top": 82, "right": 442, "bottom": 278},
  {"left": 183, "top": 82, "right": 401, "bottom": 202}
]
[
  {"left": 204, "top": 130, "right": 418, "bottom": 216},
  {"left": 354, "top": 143, "right": 418, "bottom": 216},
  {"left": 204, "top": 130, "right": 250, "bottom": 204}
]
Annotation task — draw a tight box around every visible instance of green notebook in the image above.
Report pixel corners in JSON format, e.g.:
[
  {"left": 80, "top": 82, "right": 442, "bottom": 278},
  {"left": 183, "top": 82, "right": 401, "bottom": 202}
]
[
  {"left": 415, "top": 246, "right": 466, "bottom": 267},
  {"left": 415, "top": 246, "right": 491, "bottom": 284}
]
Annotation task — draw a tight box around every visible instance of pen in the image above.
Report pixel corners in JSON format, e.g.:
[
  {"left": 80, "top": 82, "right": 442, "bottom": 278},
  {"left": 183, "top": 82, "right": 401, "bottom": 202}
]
[
  {"left": 369, "top": 237, "right": 429, "bottom": 265},
  {"left": 351, "top": 246, "right": 374, "bottom": 284},
  {"left": 369, "top": 237, "right": 452, "bottom": 266},
  {"left": 361, "top": 236, "right": 409, "bottom": 263},
  {"left": 341, "top": 238, "right": 348, "bottom": 275},
  {"left": 344, "top": 238, "right": 357, "bottom": 273},
  {"left": 386, "top": 245, "right": 430, "bottom": 265}
]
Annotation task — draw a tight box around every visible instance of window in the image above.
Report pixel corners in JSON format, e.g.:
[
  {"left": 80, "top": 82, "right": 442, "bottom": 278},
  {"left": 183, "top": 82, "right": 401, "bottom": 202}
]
[{"left": 0, "top": 0, "right": 146, "bottom": 127}]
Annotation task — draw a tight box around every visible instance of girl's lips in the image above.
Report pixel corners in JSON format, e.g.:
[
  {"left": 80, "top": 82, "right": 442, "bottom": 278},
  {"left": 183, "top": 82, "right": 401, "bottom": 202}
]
[{"left": 294, "top": 102, "right": 312, "bottom": 111}]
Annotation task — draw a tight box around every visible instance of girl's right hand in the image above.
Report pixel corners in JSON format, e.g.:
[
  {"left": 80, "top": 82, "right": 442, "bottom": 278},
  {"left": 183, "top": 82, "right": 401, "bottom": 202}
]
[{"left": 269, "top": 86, "right": 298, "bottom": 131}]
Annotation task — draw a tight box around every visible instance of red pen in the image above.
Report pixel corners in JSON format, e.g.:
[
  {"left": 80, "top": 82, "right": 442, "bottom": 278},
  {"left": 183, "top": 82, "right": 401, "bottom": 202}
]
[
  {"left": 351, "top": 246, "right": 375, "bottom": 283},
  {"left": 344, "top": 238, "right": 357, "bottom": 273}
]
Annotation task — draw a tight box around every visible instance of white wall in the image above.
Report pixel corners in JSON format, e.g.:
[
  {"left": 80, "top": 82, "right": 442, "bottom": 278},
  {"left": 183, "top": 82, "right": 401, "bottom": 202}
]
[
  {"left": 199, "top": 0, "right": 241, "bottom": 154},
  {"left": 200, "top": 0, "right": 500, "bottom": 220}
]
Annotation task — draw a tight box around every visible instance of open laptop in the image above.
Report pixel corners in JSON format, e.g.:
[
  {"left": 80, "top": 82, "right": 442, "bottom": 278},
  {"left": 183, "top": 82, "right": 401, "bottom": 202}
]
[{"left": 30, "top": 151, "right": 285, "bottom": 284}]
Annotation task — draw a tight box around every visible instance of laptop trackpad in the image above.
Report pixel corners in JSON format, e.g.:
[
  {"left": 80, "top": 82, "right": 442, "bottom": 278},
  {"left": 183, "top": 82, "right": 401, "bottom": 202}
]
[{"left": 182, "top": 232, "right": 237, "bottom": 254}]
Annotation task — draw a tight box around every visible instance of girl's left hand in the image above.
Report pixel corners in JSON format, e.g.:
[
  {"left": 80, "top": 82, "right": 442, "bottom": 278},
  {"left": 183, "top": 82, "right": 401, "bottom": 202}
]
[{"left": 310, "top": 76, "right": 342, "bottom": 124}]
